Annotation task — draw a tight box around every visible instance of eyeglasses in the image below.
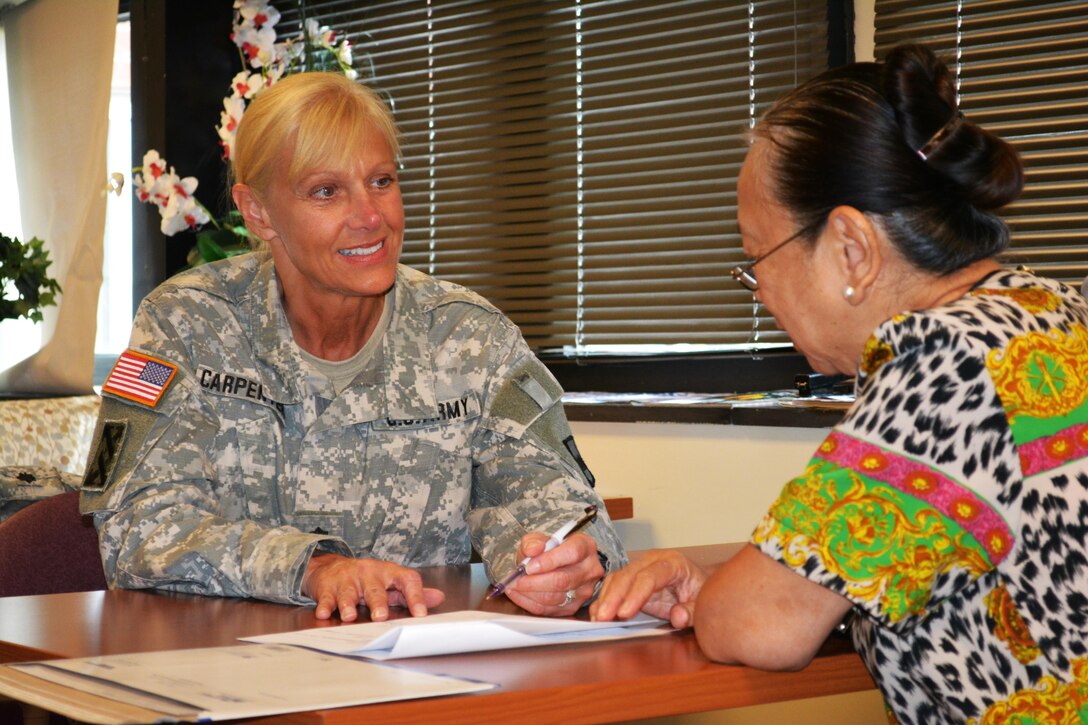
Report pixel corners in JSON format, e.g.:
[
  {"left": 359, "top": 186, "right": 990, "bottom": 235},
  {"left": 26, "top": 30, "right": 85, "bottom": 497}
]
[{"left": 729, "top": 219, "right": 824, "bottom": 292}]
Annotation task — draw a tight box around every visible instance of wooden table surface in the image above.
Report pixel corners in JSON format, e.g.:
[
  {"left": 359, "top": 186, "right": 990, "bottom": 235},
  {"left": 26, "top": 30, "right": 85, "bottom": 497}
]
[{"left": 0, "top": 544, "right": 875, "bottom": 724}]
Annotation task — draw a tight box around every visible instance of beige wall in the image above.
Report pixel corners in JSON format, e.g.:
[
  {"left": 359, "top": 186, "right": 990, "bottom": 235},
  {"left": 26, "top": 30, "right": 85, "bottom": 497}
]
[
  {"left": 575, "top": 421, "right": 825, "bottom": 549},
  {"left": 856, "top": 0, "right": 876, "bottom": 61}
]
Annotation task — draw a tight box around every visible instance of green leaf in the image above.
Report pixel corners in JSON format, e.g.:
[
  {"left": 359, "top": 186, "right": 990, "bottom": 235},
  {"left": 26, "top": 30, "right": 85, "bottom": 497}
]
[
  {"left": 0, "top": 233, "right": 61, "bottom": 323},
  {"left": 195, "top": 233, "right": 229, "bottom": 264}
]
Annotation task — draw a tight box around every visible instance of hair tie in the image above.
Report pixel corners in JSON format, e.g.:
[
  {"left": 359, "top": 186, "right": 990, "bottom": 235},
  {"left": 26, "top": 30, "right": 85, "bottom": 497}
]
[{"left": 916, "top": 111, "right": 964, "bottom": 162}]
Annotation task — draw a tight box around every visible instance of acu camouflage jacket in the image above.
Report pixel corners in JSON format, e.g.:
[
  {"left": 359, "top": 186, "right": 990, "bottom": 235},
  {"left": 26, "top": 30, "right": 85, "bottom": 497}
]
[{"left": 81, "top": 253, "right": 625, "bottom": 604}]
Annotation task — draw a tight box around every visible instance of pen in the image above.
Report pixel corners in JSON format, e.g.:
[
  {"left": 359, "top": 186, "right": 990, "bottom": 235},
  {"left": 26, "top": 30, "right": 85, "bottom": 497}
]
[{"left": 486, "top": 505, "right": 598, "bottom": 599}]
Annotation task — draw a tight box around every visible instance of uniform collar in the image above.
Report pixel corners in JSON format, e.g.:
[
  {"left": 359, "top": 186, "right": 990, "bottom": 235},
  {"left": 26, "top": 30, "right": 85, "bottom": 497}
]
[
  {"left": 378, "top": 265, "right": 438, "bottom": 420},
  {"left": 244, "top": 258, "right": 439, "bottom": 419},
  {"left": 243, "top": 253, "right": 315, "bottom": 404}
]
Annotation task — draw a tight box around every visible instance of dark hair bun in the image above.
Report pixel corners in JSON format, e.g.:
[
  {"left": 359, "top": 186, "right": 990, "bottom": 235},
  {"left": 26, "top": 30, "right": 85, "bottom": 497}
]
[
  {"left": 754, "top": 42, "right": 1021, "bottom": 274},
  {"left": 881, "top": 44, "right": 1023, "bottom": 210}
]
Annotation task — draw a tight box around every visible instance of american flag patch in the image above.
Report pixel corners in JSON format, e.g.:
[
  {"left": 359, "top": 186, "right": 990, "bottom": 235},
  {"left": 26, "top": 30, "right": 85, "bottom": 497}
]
[{"left": 102, "top": 350, "right": 178, "bottom": 407}]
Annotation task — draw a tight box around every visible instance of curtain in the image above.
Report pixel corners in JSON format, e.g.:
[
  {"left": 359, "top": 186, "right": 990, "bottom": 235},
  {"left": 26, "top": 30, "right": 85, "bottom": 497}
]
[{"left": 0, "top": 0, "right": 118, "bottom": 394}]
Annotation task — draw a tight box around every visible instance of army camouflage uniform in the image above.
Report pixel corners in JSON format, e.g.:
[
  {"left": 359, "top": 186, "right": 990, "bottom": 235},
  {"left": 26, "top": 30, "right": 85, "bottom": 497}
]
[
  {"left": 80, "top": 252, "right": 626, "bottom": 605},
  {"left": 0, "top": 467, "right": 81, "bottom": 522}
]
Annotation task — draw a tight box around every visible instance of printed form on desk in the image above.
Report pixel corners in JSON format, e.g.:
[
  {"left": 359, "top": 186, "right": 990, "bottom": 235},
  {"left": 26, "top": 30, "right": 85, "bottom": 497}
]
[
  {"left": 243, "top": 609, "right": 670, "bottom": 660},
  {"left": 0, "top": 611, "right": 667, "bottom": 723},
  {"left": 0, "top": 643, "right": 493, "bottom": 724}
]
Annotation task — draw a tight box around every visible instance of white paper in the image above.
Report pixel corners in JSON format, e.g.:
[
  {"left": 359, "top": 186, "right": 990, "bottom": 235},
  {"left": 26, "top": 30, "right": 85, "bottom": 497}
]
[
  {"left": 7, "top": 663, "right": 202, "bottom": 721},
  {"left": 10, "top": 643, "right": 494, "bottom": 722},
  {"left": 242, "top": 610, "right": 670, "bottom": 660}
]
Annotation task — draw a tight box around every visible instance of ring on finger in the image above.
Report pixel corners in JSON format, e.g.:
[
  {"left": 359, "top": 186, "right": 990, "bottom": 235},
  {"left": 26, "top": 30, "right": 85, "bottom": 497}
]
[{"left": 561, "top": 589, "right": 576, "bottom": 607}]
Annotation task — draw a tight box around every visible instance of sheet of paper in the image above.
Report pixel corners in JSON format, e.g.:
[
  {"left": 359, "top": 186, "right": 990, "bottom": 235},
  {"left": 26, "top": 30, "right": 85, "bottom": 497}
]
[
  {"left": 5, "top": 661, "right": 200, "bottom": 718},
  {"left": 243, "top": 610, "right": 670, "bottom": 660},
  {"left": 0, "top": 664, "right": 186, "bottom": 725},
  {"left": 4, "top": 643, "right": 494, "bottom": 723}
]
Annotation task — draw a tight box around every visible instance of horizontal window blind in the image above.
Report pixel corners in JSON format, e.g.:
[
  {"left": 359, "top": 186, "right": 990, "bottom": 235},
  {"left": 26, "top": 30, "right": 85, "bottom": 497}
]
[
  {"left": 279, "top": 0, "right": 831, "bottom": 354},
  {"left": 874, "top": 1, "right": 1088, "bottom": 285}
]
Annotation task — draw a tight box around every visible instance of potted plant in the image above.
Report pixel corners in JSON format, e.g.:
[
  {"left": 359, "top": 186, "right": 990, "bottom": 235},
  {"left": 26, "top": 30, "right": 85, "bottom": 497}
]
[{"left": 0, "top": 232, "right": 60, "bottom": 323}]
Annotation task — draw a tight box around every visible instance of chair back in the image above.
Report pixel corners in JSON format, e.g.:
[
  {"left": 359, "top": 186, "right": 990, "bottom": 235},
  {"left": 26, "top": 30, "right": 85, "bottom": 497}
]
[{"left": 0, "top": 491, "right": 106, "bottom": 596}]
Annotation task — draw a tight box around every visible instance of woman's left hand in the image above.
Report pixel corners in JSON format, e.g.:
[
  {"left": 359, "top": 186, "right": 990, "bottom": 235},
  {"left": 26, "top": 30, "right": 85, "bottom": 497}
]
[
  {"left": 588, "top": 549, "right": 707, "bottom": 629},
  {"left": 502, "top": 532, "right": 604, "bottom": 615}
]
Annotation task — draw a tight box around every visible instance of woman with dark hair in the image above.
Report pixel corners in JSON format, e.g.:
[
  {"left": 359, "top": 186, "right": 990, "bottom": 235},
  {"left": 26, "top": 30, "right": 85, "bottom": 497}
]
[{"left": 592, "top": 44, "right": 1088, "bottom": 723}]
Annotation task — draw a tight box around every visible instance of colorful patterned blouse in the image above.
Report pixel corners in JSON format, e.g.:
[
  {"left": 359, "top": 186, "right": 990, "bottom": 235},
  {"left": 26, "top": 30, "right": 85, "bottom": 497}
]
[{"left": 753, "top": 269, "right": 1088, "bottom": 724}]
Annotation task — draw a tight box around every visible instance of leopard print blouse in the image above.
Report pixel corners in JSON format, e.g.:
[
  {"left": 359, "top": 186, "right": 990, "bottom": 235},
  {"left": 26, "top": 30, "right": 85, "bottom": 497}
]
[{"left": 753, "top": 269, "right": 1088, "bottom": 724}]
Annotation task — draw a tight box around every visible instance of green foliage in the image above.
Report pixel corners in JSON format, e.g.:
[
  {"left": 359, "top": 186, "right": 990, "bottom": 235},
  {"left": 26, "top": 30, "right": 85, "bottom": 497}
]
[
  {"left": 299, "top": 45, "right": 344, "bottom": 73},
  {"left": 187, "top": 211, "right": 252, "bottom": 268},
  {"left": 0, "top": 233, "right": 61, "bottom": 323}
]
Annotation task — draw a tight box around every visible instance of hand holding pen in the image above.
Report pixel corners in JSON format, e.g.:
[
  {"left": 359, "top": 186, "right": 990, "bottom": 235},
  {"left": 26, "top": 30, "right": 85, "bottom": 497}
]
[{"left": 487, "top": 505, "right": 599, "bottom": 602}]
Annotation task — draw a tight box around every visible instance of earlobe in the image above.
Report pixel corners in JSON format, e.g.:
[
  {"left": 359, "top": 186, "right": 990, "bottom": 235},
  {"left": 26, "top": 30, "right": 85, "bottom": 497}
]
[{"left": 827, "top": 205, "right": 881, "bottom": 305}]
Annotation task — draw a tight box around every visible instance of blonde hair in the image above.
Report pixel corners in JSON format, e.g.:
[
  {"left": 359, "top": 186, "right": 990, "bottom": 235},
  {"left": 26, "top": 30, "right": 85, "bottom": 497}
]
[{"left": 231, "top": 72, "right": 400, "bottom": 200}]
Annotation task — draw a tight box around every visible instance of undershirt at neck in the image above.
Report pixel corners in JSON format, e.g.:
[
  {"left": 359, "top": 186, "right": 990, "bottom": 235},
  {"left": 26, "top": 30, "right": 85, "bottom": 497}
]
[{"left": 297, "top": 288, "right": 394, "bottom": 396}]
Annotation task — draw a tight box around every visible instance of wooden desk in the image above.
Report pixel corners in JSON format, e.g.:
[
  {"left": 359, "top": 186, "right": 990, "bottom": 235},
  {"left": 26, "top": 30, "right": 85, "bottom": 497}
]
[{"left": 0, "top": 544, "right": 874, "bottom": 724}]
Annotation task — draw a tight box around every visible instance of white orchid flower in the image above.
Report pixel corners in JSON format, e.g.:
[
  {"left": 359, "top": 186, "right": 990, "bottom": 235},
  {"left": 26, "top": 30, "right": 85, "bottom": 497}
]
[
  {"left": 216, "top": 95, "right": 247, "bottom": 160},
  {"left": 235, "top": 0, "right": 280, "bottom": 30},
  {"left": 305, "top": 18, "right": 336, "bottom": 48},
  {"left": 140, "top": 150, "right": 167, "bottom": 179},
  {"left": 235, "top": 24, "right": 278, "bottom": 69},
  {"left": 150, "top": 168, "right": 183, "bottom": 209},
  {"left": 133, "top": 149, "right": 167, "bottom": 199},
  {"left": 337, "top": 39, "right": 352, "bottom": 67},
  {"left": 171, "top": 175, "right": 200, "bottom": 203},
  {"left": 133, "top": 152, "right": 177, "bottom": 208},
  {"left": 228, "top": 71, "right": 265, "bottom": 100},
  {"left": 160, "top": 186, "right": 211, "bottom": 236}
]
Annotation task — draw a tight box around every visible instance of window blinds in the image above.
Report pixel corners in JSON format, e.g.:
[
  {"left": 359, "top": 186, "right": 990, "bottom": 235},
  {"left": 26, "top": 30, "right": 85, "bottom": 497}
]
[
  {"left": 874, "top": 1, "right": 1088, "bottom": 284},
  {"left": 278, "top": 0, "right": 831, "bottom": 354}
]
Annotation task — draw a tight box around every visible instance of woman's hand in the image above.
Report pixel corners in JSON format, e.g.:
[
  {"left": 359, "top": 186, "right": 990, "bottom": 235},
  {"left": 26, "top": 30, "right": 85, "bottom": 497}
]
[
  {"left": 589, "top": 549, "right": 707, "bottom": 629},
  {"left": 502, "top": 532, "right": 604, "bottom": 616},
  {"left": 302, "top": 552, "right": 445, "bottom": 622}
]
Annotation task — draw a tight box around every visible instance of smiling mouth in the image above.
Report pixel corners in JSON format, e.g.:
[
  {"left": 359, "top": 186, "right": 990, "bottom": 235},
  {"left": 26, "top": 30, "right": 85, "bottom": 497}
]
[{"left": 339, "top": 240, "right": 384, "bottom": 257}]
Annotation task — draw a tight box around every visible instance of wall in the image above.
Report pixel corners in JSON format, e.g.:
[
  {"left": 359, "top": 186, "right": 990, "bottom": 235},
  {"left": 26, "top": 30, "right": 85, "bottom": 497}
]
[
  {"left": 855, "top": 0, "right": 876, "bottom": 61},
  {"left": 573, "top": 421, "right": 824, "bottom": 549}
]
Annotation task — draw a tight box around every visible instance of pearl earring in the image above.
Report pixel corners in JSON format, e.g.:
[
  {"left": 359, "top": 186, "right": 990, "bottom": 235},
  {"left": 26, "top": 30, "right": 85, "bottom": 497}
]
[{"left": 843, "top": 286, "right": 855, "bottom": 301}]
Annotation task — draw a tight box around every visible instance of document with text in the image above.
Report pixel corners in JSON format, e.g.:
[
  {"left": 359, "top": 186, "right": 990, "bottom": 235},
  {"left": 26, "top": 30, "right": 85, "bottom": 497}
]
[
  {"left": 0, "top": 643, "right": 494, "bottom": 724},
  {"left": 243, "top": 610, "right": 670, "bottom": 660}
]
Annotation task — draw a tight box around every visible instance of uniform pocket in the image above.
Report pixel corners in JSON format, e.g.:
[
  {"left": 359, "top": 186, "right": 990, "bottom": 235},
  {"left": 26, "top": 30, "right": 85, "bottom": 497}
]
[
  {"left": 208, "top": 395, "right": 283, "bottom": 523},
  {"left": 235, "top": 415, "right": 283, "bottom": 521},
  {"left": 290, "top": 426, "right": 367, "bottom": 540}
]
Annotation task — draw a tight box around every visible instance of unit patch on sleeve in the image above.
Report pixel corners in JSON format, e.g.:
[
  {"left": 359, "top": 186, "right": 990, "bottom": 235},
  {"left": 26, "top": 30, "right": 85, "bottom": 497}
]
[
  {"left": 81, "top": 420, "right": 128, "bottom": 490},
  {"left": 102, "top": 350, "right": 178, "bottom": 407}
]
